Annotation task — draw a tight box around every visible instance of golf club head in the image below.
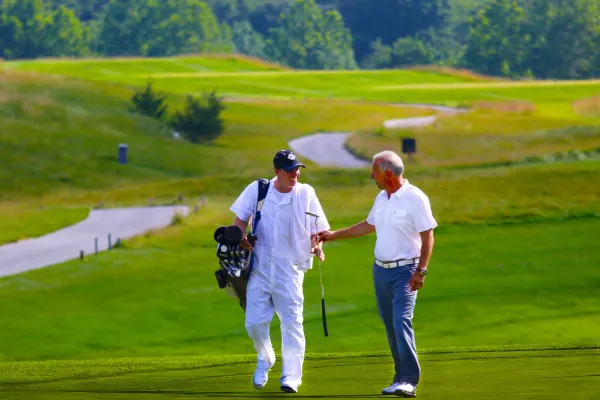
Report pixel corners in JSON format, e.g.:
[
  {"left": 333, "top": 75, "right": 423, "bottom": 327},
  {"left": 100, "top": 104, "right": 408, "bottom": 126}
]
[
  {"left": 213, "top": 226, "right": 227, "bottom": 243},
  {"left": 224, "top": 225, "right": 244, "bottom": 245}
]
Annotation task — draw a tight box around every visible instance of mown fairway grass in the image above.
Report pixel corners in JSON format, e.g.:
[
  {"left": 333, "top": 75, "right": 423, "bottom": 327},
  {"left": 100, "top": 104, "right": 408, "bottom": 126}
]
[
  {"left": 6, "top": 55, "right": 600, "bottom": 111},
  {"left": 2, "top": 347, "right": 599, "bottom": 399}
]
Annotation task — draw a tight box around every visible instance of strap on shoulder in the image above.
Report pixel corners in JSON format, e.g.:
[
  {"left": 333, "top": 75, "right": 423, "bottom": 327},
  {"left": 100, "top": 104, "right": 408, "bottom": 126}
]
[{"left": 251, "top": 178, "right": 270, "bottom": 235}]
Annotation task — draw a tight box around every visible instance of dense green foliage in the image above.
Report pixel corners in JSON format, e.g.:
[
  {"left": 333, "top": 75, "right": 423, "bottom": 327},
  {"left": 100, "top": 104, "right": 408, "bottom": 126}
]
[
  {"left": 2, "top": 0, "right": 600, "bottom": 78},
  {"left": 169, "top": 91, "right": 226, "bottom": 143},
  {"left": 130, "top": 80, "right": 168, "bottom": 120}
]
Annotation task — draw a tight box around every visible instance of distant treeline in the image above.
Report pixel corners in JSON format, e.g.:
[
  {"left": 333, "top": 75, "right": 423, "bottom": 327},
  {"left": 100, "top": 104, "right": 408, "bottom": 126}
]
[{"left": 1, "top": 0, "right": 599, "bottom": 79}]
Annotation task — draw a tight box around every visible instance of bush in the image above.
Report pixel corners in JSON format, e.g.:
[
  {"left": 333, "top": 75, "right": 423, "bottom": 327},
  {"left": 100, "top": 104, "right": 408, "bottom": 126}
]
[
  {"left": 130, "top": 80, "right": 168, "bottom": 120},
  {"left": 169, "top": 91, "right": 226, "bottom": 143}
]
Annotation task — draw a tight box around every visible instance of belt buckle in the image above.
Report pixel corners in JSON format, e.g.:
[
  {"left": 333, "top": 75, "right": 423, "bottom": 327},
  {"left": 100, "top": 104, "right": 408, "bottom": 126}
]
[{"left": 382, "top": 260, "right": 394, "bottom": 268}]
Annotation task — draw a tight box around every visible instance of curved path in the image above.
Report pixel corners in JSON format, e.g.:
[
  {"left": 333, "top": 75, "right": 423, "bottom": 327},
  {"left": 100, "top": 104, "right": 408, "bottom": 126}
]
[
  {"left": 289, "top": 104, "right": 464, "bottom": 168},
  {"left": 0, "top": 206, "right": 189, "bottom": 278}
]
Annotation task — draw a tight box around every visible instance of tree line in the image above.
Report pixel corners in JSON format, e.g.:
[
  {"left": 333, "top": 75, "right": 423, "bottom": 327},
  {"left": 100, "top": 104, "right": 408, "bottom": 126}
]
[{"left": 1, "top": 0, "right": 599, "bottom": 79}]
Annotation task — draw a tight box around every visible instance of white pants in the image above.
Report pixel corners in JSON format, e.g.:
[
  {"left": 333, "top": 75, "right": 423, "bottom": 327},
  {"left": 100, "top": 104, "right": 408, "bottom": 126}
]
[{"left": 245, "top": 253, "right": 307, "bottom": 386}]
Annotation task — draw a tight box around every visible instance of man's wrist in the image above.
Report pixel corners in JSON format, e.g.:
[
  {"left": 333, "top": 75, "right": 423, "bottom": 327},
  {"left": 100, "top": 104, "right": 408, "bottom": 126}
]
[{"left": 416, "top": 266, "right": 428, "bottom": 276}]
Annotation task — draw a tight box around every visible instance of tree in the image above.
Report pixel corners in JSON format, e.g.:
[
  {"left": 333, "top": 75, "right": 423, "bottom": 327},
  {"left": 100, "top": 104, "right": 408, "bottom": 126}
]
[
  {"left": 265, "top": 0, "right": 356, "bottom": 69},
  {"left": 392, "top": 36, "right": 435, "bottom": 67},
  {"left": 360, "top": 38, "right": 393, "bottom": 69},
  {"left": 524, "top": 0, "right": 600, "bottom": 79},
  {"left": 0, "top": 0, "right": 48, "bottom": 59},
  {"left": 130, "top": 80, "right": 168, "bottom": 120},
  {"left": 336, "top": 0, "right": 451, "bottom": 61},
  {"left": 170, "top": 91, "right": 226, "bottom": 143},
  {"left": 43, "top": 5, "right": 90, "bottom": 57},
  {"left": 462, "top": 0, "right": 529, "bottom": 78},
  {"left": 96, "top": 0, "right": 232, "bottom": 57},
  {"left": 96, "top": 0, "right": 142, "bottom": 56},
  {"left": 232, "top": 20, "right": 266, "bottom": 58}
]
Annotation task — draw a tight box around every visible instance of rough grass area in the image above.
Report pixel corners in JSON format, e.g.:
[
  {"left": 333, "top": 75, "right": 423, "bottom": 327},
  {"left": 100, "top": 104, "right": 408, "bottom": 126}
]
[
  {"left": 0, "top": 204, "right": 89, "bottom": 245},
  {"left": 2, "top": 347, "right": 599, "bottom": 399},
  {"left": 345, "top": 113, "right": 600, "bottom": 167},
  {"left": 0, "top": 70, "right": 428, "bottom": 201},
  {"left": 573, "top": 94, "right": 600, "bottom": 117}
]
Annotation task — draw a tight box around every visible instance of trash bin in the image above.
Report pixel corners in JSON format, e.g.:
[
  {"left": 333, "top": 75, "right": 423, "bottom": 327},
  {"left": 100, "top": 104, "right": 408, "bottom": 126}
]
[
  {"left": 118, "top": 143, "right": 128, "bottom": 165},
  {"left": 401, "top": 138, "right": 416, "bottom": 154}
]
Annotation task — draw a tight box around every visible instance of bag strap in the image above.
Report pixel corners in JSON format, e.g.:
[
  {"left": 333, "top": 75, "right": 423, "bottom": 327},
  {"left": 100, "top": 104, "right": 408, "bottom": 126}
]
[{"left": 251, "top": 178, "right": 270, "bottom": 236}]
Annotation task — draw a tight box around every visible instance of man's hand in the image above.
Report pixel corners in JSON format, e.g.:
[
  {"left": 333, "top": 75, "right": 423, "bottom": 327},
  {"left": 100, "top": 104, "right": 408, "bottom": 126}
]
[
  {"left": 408, "top": 271, "right": 425, "bottom": 292},
  {"left": 240, "top": 236, "right": 254, "bottom": 251},
  {"left": 311, "top": 234, "right": 326, "bottom": 261},
  {"left": 317, "top": 230, "right": 335, "bottom": 243}
]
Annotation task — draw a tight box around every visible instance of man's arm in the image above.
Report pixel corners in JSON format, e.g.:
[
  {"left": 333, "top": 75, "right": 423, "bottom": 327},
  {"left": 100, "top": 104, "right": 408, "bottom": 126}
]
[
  {"left": 417, "top": 228, "right": 434, "bottom": 270},
  {"left": 233, "top": 217, "right": 253, "bottom": 250},
  {"left": 409, "top": 229, "right": 434, "bottom": 291},
  {"left": 320, "top": 220, "right": 375, "bottom": 242}
]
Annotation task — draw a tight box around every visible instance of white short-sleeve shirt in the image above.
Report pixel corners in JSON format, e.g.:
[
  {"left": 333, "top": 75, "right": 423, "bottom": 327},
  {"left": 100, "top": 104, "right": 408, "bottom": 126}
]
[
  {"left": 366, "top": 180, "right": 437, "bottom": 261},
  {"left": 230, "top": 178, "right": 330, "bottom": 266}
]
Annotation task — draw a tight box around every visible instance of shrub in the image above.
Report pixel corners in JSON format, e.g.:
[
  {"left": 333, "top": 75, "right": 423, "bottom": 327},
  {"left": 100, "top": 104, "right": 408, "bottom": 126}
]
[
  {"left": 169, "top": 91, "right": 226, "bottom": 143},
  {"left": 130, "top": 80, "right": 168, "bottom": 120}
]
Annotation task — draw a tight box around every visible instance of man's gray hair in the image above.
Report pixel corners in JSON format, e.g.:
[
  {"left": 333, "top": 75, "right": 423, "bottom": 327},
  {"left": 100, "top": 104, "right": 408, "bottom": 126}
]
[{"left": 372, "top": 150, "right": 404, "bottom": 176}]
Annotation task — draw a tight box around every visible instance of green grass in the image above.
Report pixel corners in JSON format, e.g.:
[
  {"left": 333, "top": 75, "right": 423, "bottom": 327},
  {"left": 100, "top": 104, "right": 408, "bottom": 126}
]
[
  {"left": 0, "top": 69, "right": 431, "bottom": 201},
  {"left": 1, "top": 55, "right": 600, "bottom": 400},
  {"left": 1, "top": 165, "right": 599, "bottom": 361},
  {"left": 0, "top": 204, "right": 89, "bottom": 245},
  {"left": 7, "top": 56, "right": 600, "bottom": 115},
  {"left": 347, "top": 115, "right": 600, "bottom": 167},
  {"left": 3, "top": 54, "right": 288, "bottom": 76},
  {"left": 2, "top": 347, "right": 599, "bottom": 399}
]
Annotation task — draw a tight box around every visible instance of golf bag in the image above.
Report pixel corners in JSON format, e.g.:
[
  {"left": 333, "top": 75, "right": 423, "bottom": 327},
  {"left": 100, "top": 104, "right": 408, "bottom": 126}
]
[{"left": 214, "top": 178, "right": 270, "bottom": 310}]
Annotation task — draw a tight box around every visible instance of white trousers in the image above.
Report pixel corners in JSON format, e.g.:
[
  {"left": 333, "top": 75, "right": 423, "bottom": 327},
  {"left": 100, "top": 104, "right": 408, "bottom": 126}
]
[{"left": 245, "top": 254, "right": 307, "bottom": 386}]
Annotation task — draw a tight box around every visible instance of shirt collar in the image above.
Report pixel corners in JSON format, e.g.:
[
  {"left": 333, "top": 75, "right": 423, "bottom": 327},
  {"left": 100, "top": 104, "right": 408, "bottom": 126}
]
[{"left": 391, "top": 179, "right": 410, "bottom": 199}]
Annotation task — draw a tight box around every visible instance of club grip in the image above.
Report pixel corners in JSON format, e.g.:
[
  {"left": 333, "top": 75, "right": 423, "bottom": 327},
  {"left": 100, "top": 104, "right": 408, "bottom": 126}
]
[{"left": 321, "top": 298, "right": 328, "bottom": 337}]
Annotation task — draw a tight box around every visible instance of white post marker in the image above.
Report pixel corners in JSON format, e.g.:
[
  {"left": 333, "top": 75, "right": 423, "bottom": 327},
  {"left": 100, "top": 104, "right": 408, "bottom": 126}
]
[{"left": 305, "top": 211, "right": 329, "bottom": 337}]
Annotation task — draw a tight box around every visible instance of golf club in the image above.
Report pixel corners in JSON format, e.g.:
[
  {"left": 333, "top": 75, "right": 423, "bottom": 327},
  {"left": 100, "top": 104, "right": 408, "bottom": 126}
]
[{"left": 305, "top": 211, "right": 329, "bottom": 337}]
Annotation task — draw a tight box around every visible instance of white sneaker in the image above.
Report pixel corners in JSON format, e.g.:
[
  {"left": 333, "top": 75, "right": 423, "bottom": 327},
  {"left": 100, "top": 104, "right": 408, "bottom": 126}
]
[
  {"left": 280, "top": 377, "right": 300, "bottom": 393},
  {"left": 395, "top": 382, "right": 417, "bottom": 398},
  {"left": 253, "top": 365, "right": 271, "bottom": 389},
  {"left": 381, "top": 381, "right": 402, "bottom": 395}
]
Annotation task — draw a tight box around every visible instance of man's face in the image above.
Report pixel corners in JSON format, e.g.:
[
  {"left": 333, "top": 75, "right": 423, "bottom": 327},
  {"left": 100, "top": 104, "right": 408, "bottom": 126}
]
[
  {"left": 370, "top": 160, "right": 386, "bottom": 189},
  {"left": 276, "top": 166, "right": 300, "bottom": 186}
]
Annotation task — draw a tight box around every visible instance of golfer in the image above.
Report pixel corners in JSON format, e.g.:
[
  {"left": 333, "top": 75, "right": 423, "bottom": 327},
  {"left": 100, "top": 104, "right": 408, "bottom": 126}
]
[
  {"left": 230, "top": 149, "right": 330, "bottom": 394},
  {"left": 318, "top": 150, "right": 437, "bottom": 398}
]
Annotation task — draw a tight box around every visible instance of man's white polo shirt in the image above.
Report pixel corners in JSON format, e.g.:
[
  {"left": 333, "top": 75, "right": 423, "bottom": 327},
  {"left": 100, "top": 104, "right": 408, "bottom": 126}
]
[{"left": 366, "top": 180, "right": 437, "bottom": 262}]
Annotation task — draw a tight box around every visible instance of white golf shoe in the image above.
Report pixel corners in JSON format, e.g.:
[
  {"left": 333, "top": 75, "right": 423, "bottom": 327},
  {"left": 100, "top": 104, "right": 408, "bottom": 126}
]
[
  {"left": 395, "top": 382, "right": 417, "bottom": 398},
  {"left": 280, "top": 377, "right": 300, "bottom": 393},
  {"left": 381, "top": 381, "right": 402, "bottom": 395},
  {"left": 252, "top": 365, "right": 271, "bottom": 389}
]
